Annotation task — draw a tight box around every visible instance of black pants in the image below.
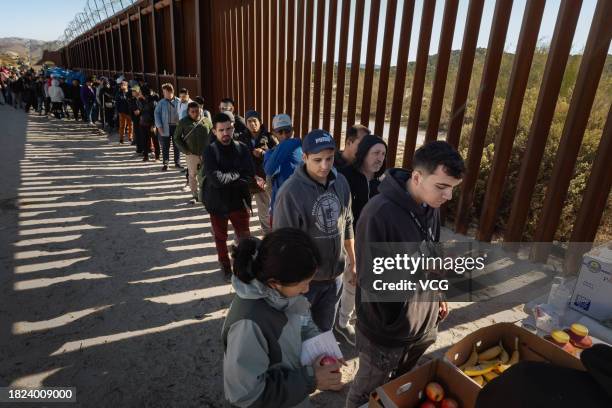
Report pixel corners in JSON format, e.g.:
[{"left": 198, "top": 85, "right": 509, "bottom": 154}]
[
  {"left": 51, "top": 102, "right": 64, "bottom": 118},
  {"left": 142, "top": 125, "right": 160, "bottom": 160},
  {"left": 104, "top": 107, "right": 115, "bottom": 128},
  {"left": 71, "top": 102, "right": 83, "bottom": 121},
  {"left": 133, "top": 119, "right": 143, "bottom": 152}
]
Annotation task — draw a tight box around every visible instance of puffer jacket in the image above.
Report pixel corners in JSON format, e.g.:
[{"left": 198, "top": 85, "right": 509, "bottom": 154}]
[
  {"left": 222, "top": 277, "right": 319, "bottom": 408},
  {"left": 48, "top": 79, "right": 64, "bottom": 103}
]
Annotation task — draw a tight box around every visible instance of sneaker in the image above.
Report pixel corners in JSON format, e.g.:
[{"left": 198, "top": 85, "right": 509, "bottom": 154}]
[
  {"left": 221, "top": 263, "right": 233, "bottom": 282},
  {"left": 142, "top": 156, "right": 149, "bottom": 162},
  {"left": 161, "top": 164, "right": 168, "bottom": 172},
  {"left": 334, "top": 321, "right": 356, "bottom": 347},
  {"left": 175, "top": 163, "right": 184, "bottom": 169}
]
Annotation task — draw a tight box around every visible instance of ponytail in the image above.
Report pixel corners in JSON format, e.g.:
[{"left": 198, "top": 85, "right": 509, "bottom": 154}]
[
  {"left": 231, "top": 237, "right": 262, "bottom": 283},
  {"left": 231, "top": 228, "right": 321, "bottom": 285}
]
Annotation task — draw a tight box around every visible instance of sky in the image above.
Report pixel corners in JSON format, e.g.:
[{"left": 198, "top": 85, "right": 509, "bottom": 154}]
[
  {"left": 0, "top": 0, "right": 606, "bottom": 61},
  {"left": 0, "top": 0, "right": 85, "bottom": 41},
  {"left": 334, "top": 0, "right": 605, "bottom": 64}
]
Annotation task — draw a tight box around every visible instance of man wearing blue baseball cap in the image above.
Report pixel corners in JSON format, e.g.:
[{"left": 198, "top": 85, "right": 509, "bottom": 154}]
[
  {"left": 263, "top": 114, "right": 303, "bottom": 226},
  {"left": 273, "top": 129, "right": 355, "bottom": 332}
]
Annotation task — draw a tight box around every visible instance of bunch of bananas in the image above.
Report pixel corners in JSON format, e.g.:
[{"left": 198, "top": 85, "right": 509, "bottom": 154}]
[{"left": 459, "top": 337, "right": 520, "bottom": 386}]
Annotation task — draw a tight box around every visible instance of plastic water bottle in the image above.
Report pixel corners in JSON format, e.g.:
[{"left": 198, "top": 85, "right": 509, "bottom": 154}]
[{"left": 547, "top": 276, "right": 571, "bottom": 316}]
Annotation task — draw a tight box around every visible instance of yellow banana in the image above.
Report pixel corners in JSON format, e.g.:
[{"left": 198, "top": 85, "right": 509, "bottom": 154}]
[
  {"left": 472, "top": 375, "right": 485, "bottom": 386},
  {"left": 459, "top": 345, "right": 478, "bottom": 370},
  {"left": 508, "top": 337, "right": 519, "bottom": 366},
  {"left": 464, "top": 363, "right": 499, "bottom": 377},
  {"left": 499, "top": 340, "right": 509, "bottom": 364},
  {"left": 483, "top": 371, "right": 499, "bottom": 381},
  {"left": 495, "top": 363, "right": 511, "bottom": 374},
  {"left": 477, "top": 345, "right": 502, "bottom": 362}
]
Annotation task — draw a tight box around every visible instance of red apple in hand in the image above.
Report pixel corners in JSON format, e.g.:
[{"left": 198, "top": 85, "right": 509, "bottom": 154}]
[
  {"left": 425, "top": 382, "right": 445, "bottom": 402},
  {"left": 420, "top": 401, "right": 437, "bottom": 408},
  {"left": 320, "top": 355, "right": 340, "bottom": 373},
  {"left": 441, "top": 398, "right": 460, "bottom": 408}
]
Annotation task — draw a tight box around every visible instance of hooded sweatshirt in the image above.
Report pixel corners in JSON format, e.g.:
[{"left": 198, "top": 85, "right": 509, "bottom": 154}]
[
  {"left": 339, "top": 135, "right": 387, "bottom": 225},
  {"left": 48, "top": 79, "right": 64, "bottom": 103},
  {"left": 222, "top": 277, "right": 319, "bottom": 408},
  {"left": 273, "top": 165, "right": 354, "bottom": 281},
  {"left": 264, "top": 138, "right": 303, "bottom": 216},
  {"left": 355, "top": 168, "right": 440, "bottom": 348}
]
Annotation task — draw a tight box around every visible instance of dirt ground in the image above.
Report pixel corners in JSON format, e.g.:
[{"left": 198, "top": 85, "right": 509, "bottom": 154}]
[{"left": 0, "top": 106, "right": 531, "bottom": 408}]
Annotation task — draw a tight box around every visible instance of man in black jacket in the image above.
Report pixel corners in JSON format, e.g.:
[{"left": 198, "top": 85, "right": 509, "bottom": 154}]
[
  {"left": 346, "top": 141, "right": 465, "bottom": 408},
  {"left": 335, "top": 135, "right": 387, "bottom": 346},
  {"left": 236, "top": 110, "right": 277, "bottom": 233},
  {"left": 69, "top": 79, "right": 83, "bottom": 121},
  {"left": 203, "top": 112, "right": 256, "bottom": 281}
]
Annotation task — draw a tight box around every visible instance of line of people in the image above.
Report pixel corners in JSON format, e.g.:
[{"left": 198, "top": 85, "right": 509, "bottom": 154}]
[
  {"left": 5, "top": 66, "right": 469, "bottom": 407},
  {"left": 188, "top": 102, "right": 467, "bottom": 407}
]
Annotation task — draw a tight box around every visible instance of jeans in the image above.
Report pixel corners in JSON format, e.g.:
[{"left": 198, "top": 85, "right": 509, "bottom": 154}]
[
  {"left": 158, "top": 125, "right": 179, "bottom": 165},
  {"left": 345, "top": 327, "right": 438, "bottom": 408},
  {"left": 36, "top": 96, "right": 44, "bottom": 113},
  {"left": 338, "top": 260, "right": 356, "bottom": 327},
  {"left": 83, "top": 103, "right": 93, "bottom": 122},
  {"left": 253, "top": 189, "right": 271, "bottom": 234},
  {"left": 210, "top": 209, "right": 251, "bottom": 267},
  {"left": 12, "top": 92, "right": 21, "bottom": 108},
  {"left": 92, "top": 102, "right": 100, "bottom": 123},
  {"left": 304, "top": 275, "right": 343, "bottom": 332}
]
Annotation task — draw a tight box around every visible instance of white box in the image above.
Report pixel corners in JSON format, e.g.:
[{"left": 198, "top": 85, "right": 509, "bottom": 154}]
[{"left": 570, "top": 243, "right": 612, "bottom": 321}]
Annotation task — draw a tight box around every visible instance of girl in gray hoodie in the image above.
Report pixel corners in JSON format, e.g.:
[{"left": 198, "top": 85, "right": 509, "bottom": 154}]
[{"left": 222, "top": 228, "right": 344, "bottom": 407}]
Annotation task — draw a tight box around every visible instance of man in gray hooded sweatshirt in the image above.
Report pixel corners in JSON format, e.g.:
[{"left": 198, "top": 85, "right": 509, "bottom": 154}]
[{"left": 273, "top": 129, "right": 355, "bottom": 332}]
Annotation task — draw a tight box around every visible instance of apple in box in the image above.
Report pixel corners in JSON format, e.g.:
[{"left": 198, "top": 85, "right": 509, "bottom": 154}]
[
  {"left": 441, "top": 398, "right": 460, "bottom": 408},
  {"left": 425, "top": 382, "right": 444, "bottom": 402},
  {"left": 419, "top": 382, "right": 461, "bottom": 408}
]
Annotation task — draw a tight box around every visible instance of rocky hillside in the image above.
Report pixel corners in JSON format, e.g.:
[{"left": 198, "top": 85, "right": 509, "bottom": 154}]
[{"left": 0, "top": 37, "right": 59, "bottom": 66}]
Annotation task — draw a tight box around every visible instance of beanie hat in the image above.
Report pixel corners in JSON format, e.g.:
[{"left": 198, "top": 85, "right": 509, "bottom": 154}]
[
  {"left": 245, "top": 110, "right": 261, "bottom": 122},
  {"left": 353, "top": 134, "right": 387, "bottom": 177}
]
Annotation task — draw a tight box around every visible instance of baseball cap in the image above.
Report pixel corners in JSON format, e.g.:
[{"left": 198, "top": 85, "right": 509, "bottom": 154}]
[
  {"left": 302, "top": 129, "right": 336, "bottom": 154},
  {"left": 272, "top": 114, "right": 292, "bottom": 131}
]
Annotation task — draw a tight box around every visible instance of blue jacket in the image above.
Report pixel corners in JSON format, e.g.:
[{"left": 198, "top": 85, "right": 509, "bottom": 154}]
[
  {"left": 263, "top": 138, "right": 303, "bottom": 216},
  {"left": 154, "top": 96, "right": 180, "bottom": 136}
]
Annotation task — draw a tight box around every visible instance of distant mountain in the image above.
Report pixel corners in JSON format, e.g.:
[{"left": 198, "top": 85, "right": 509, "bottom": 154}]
[{"left": 0, "top": 37, "right": 59, "bottom": 66}]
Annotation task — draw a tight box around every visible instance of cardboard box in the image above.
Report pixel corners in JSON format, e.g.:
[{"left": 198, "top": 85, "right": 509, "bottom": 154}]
[
  {"left": 444, "top": 322, "right": 584, "bottom": 388},
  {"left": 570, "top": 243, "right": 612, "bottom": 321},
  {"left": 368, "top": 359, "right": 480, "bottom": 408}
]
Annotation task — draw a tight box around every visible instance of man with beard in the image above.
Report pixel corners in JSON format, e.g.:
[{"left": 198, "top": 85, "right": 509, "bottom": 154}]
[{"left": 202, "top": 112, "right": 255, "bottom": 281}]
